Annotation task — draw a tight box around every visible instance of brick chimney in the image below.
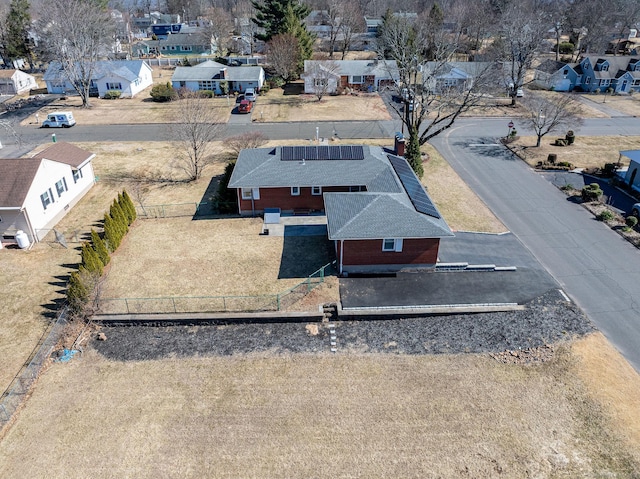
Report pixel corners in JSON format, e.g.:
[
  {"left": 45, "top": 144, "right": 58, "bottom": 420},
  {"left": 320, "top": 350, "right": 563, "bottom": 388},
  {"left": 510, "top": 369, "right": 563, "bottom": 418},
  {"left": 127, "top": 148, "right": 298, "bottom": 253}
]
[{"left": 394, "top": 132, "right": 405, "bottom": 157}]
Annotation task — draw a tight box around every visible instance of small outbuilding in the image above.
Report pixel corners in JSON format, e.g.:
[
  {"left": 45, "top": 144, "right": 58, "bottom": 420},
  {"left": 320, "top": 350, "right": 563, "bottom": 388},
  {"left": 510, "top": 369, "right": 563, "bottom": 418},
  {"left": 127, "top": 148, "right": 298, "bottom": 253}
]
[{"left": 0, "top": 69, "right": 38, "bottom": 95}]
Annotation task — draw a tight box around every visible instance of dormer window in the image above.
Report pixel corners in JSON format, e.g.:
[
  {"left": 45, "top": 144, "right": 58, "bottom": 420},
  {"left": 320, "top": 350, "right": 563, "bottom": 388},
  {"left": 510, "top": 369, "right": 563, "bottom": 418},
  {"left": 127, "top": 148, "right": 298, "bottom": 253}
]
[{"left": 601, "top": 64, "right": 609, "bottom": 72}]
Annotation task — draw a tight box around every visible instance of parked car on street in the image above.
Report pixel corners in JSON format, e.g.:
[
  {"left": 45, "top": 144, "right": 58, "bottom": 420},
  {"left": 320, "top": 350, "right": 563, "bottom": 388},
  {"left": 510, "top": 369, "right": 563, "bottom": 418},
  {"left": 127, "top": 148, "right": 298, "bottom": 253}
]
[
  {"left": 631, "top": 203, "right": 640, "bottom": 217},
  {"left": 41, "top": 111, "right": 76, "bottom": 128},
  {"left": 238, "top": 99, "right": 253, "bottom": 113}
]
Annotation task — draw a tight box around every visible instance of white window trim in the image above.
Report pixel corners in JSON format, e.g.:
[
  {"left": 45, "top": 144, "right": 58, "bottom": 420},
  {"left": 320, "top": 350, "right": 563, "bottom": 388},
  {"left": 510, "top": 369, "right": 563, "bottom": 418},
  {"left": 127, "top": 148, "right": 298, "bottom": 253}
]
[
  {"left": 382, "top": 238, "right": 403, "bottom": 252},
  {"left": 351, "top": 75, "right": 363, "bottom": 84},
  {"left": 241, "top": 188, "right": 253, "bottom": 200},
  {"left": 291, "top": 186, "right": 300, "bottom": 196},
  {"left": 312, "top": 186, "right": 322, "bottom": 196}
]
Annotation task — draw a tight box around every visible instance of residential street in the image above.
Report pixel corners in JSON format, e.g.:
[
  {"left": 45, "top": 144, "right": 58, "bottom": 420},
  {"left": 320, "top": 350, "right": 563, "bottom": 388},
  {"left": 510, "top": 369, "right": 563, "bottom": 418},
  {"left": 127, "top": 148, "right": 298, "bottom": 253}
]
[{"left": 431, "top": 124, "right": 640, "bottom": 372}]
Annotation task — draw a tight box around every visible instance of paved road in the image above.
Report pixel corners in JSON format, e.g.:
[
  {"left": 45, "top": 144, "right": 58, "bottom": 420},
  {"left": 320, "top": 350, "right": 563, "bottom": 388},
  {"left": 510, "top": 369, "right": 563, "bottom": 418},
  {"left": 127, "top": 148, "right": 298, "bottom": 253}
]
[{"left": 432, "top": 124, "right": 640, "bottom": 372}]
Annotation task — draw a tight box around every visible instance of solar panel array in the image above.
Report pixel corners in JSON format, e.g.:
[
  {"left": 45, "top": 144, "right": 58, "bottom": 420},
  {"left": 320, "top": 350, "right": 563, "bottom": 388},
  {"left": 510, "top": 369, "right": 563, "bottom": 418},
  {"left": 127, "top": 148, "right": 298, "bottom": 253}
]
[
  {"left": 388, "top": 155, "right": 441, "bottom": 219},
  {"left": 281, "top": 145, "right": 365, "bottom": 161}
]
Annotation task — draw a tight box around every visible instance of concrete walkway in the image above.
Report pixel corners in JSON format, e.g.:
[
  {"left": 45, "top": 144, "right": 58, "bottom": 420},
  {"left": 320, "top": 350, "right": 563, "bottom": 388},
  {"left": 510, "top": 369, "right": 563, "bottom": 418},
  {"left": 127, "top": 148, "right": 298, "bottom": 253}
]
[{"left": 262, "top": 214, "right": 327, "bottom": 237}]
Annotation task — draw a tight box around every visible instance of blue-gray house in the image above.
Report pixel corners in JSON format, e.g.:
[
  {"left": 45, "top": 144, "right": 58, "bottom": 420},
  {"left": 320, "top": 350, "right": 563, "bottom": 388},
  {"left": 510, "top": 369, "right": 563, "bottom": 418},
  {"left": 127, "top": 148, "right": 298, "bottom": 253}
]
[
  {"left": 171, "top": 60, "right": 265, "bottom": 95},
  {"left": 533, "top": 59, "right": 580, "bottom": 91},
  {"left": 574, "top": 56, "right": 640, "bottom": 93}
]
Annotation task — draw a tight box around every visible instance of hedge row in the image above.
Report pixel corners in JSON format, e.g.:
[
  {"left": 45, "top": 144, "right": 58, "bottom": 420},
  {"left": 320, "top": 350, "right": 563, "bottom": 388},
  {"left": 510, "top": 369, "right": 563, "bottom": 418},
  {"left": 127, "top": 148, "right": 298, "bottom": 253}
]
[{"left": 67, "top": 190, "right": 137, "bottom": 316}]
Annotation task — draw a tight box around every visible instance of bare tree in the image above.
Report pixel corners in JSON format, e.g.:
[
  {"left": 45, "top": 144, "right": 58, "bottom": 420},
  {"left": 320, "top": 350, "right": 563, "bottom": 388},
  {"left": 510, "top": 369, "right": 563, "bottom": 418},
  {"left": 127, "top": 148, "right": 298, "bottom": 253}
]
[
  {"left": 337, "top": 2, "right": 364, "bottom": 60},
  {"left": 226, "top": 131, "right": 268, "bottom": 156},
  {"left": 522, "top": 94, "right": 583, "bottom": 147},
  {"left": 267, "top": 33, "right": 301, "bottom": 83},
  {"left": 494, "top": 3, "right": 549, "bottom": 105},
  {"left": 308, "top": 60, "right": 339, "bottom": 100},
  {"left": 34, "top": 0, "right": 114, "bottom": 108},
  {"left": 171, "top": 92, "right": 224, "bottom": 182},
  {"left": 202, "top": 6, "right": 234, "bottom": 55},
  {"left": 378, "top": 9, "right": 496, "bottom": 147}
]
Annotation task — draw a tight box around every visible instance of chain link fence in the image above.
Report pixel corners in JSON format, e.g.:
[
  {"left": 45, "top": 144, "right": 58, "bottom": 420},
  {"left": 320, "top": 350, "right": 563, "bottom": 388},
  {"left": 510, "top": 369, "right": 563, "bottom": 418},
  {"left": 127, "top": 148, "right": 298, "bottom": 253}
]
[
  {"left": 99, "top": 262, "right": 336, "bottom": 315},
  {"left": 0, "top": 309, "right": 68, "bottom": 433},
  {"left": 136, "top": 201, "right": 216, "bottom": 219}
]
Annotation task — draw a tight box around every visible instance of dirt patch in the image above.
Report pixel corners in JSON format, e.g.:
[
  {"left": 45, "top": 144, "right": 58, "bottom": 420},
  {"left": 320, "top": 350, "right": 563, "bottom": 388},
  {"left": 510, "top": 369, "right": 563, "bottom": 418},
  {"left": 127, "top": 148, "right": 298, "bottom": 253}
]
[{"left": 509, "top": 135, "right": 640, "bottom": 170}]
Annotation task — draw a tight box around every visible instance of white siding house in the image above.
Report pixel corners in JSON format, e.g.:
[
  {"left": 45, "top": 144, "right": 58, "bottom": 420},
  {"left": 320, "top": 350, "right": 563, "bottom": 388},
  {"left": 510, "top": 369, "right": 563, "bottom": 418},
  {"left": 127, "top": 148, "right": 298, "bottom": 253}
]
[
  {"left": 43, "top": 60, "right": 153, "bottom": 98},
  {"left": 0, "top": 143, "right": 95, "bottom": 245},
  {"left": 0, "top": 69, "right": 38, "bottom": 95},
  {"left": 171, "top": 60, "right": 265, "bottom": 94}
]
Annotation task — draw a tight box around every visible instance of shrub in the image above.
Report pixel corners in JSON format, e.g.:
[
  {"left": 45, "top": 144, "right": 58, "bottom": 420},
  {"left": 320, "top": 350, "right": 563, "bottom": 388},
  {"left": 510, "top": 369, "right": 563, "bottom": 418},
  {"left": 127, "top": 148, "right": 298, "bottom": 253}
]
[
  {"left": 110, "top": 199, "right": 129, "bottom": 234},
  {"left": 81, "top": 242, "right": 104, "bottom": 275},
  {"left": 581, "top": 183, "right": 603, "bottom": 202},
  {"left": 90, "top": 229, "right": 110, "bottom": 266},
  {"left": 150, "top": 82, "right": 177, "bottom": 102},
  {"left": 103, "top": 90, "right": 121, "bottom": 100},
  {"left": 560, "top": 184, "right": 574, "bottom": 191},
  {"left": 260, "top": 83, "right": 270, "bottom": 94},
  {"left": 197, "top": 90, "right": 214, "bottom": 98},
  {"left": 557, "top": 161, "right": 573, "bottom": 168},
  {"left": 626, "top": 215, "right": 638, "bottom": 228},
  {"left": 602, "top": 163, "right": 617, "bottom": 177},
  {"left": 66, "top": 271, "right": 88, "bottom": 315},
  {"left": 214, "top": 161, "right": 239, "bottom": 214},
  {"left": 596, "top": 210, "right": 615, "bottom": 222},
  {"left": 558, "top": 42, "right": 574, "bottom": 54},
  {"left": 226, "top": 131, "right": 269, "bottom": 156},
  {"left": 121, "top": 189, "right": 137, "bottom": 224},
  {"left": 103, "top": 213, "right": 121, "bottom": 251},
  {"left": 267, "top": 76, "right": 285, "bottom": 88}
]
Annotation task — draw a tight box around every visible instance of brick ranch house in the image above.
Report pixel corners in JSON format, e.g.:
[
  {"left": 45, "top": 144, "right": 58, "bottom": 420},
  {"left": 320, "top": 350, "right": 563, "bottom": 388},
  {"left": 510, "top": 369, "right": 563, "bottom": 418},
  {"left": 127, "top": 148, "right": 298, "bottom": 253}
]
[{"left": 228, "top": 145, "right": 453, "bottom": 274}]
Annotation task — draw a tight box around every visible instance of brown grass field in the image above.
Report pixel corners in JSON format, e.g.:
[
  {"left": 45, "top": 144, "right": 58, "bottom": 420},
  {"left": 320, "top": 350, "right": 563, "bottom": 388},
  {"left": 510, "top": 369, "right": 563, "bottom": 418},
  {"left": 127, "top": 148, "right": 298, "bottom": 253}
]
[
  {"left": 0, "top": 333, "right": 639, "bottom": 477},
  {"left": 509, "top": 135, "right": 640, "bottom": 170}
]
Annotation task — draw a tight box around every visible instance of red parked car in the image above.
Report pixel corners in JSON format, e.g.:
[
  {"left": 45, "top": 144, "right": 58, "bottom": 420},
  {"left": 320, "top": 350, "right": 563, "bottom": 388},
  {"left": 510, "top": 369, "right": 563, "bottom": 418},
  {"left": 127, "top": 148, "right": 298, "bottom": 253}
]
[{"left": 238, "top": 99, "right": 252, "bottom": 113}]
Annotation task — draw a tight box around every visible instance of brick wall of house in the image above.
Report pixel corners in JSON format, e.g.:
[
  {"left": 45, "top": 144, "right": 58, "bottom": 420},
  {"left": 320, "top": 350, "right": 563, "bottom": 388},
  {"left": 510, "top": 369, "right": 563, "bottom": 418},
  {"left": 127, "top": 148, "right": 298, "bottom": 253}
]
[
  {"left": 337, "top": 238, "right": 440, "bottom": 268},
  {"left": 237, "top": 186, "right": 356, "bottom": 214}
]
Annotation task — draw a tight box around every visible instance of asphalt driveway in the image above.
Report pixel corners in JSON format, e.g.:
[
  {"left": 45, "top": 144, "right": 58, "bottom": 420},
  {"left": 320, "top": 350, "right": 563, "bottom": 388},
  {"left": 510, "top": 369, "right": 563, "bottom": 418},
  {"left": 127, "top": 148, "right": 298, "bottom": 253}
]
[{"left": 340, "top": 232, "right": 559, "bottom": 309}]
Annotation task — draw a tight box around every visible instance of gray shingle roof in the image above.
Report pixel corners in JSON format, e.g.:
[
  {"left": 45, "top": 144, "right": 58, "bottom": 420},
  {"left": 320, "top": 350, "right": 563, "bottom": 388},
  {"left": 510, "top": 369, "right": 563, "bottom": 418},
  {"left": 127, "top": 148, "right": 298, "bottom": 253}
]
[
  {"left": 304, "top": 60, "right": 399, "bottom": 80},
  {"left": 44, "top": 60, "right": 148, "bottom": 82},
  {"left": 229, "top": 145, "right": 452, "bottom": 240},
  {"left": 172, "top": 65, "right": 263, "bottom": 82}
]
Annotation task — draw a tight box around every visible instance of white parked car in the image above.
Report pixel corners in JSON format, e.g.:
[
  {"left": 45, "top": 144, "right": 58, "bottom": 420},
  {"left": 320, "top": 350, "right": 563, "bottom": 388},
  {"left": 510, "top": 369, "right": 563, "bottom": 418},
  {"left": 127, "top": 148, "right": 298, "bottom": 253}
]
[{"left": 244, "top": 88, "right": 257, "bottom": 102}]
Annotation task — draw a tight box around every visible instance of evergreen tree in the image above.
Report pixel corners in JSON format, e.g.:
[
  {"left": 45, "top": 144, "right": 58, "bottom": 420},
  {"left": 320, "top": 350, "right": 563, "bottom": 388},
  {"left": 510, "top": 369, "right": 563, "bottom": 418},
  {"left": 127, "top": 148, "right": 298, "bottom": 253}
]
[
  {"left": 251, "top": 0, "right": 310, "bottom": 42},
  {"left": 103, "top": 213, "right": 121, "bottom": 251},
  {"left": 90, "top": 229, "right": 110, "bottom": 265},
  {"left": 117, "top": 192, "right": 131, "bottom": 224},
  {"left": 122, "top": 189, "right": 137, "bottom": 223},
  {"left": 110, "top": 199, "right": 129, "bottom": 234},
  {"left": 81, "top": 242, "right": 104, "bottom": 276},
  {"left": 282, "top": 3, "right": 314, "bottom": 68},
  {"left": 214, "top": 161, "right": 238, "bottom": 214},
  {"left": 4, "top": 0, "right": 32, "bottom": 61},
  {"left": 405, "top": 126, "right": 424, "bottom": 178},
  {"left": 67, "top": 271, "right": 88, "bottom": 314}
]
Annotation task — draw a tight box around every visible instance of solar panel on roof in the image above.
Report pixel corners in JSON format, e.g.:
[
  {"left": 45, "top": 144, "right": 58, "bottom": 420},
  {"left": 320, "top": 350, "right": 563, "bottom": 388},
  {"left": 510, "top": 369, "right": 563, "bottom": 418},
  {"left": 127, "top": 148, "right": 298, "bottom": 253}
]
[
  {"left": 280, "top": 145, "right": 365, "bottom": 161},
  {"left": 388, "top": 155, "right": 441, "bottom": 219}
]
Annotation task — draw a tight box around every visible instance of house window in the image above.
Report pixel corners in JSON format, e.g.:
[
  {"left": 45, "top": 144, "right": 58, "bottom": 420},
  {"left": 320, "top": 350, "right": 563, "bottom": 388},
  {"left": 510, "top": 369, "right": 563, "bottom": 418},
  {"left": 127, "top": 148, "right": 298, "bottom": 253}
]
[
  {"left": 40, "top": 189, "right": 53, "bottom": 210},
  {"left": 291, "top": 186, "right": 300, "bottom": 196},
  {"left": 601, "top": 64, "right": 609, "bottom": 71},
  {"left": 382, "top": 238, "right": 403, "bottom": 252},
  {"left": 198, "top": 80, "right": 215, "bottom": 90},
  {"left": 106, "top": 82, "right": 122, "bottom": 90},
  {"left": 349, "top": 185, "right": 365, "bottom": 192},
  {"left": 72, "top": 168, "right": 83, "bottom": 183},
  {"left": 351, "top": 75, "right": 363, "bottom": 83},
  {"left": 161, "top": 46, "right": 167, "bottom": 50},
  {"left": 314, "top": 78, "right": 328, "bottom": 87},
  {"left": 312, "top": 186, "right": 322, "bottom": 195},
  {"left": 600, "top": 79, "right": 610, "bottom": 86},
  {"left": 182, "top": 46, "right": 192, "bottom": 51},
  {"left": 241, "top": 188, "right": 253, "bottom": 200},
  {"left": 170, "top": 46, "right": 176, "bottom": 50},
  {"left": 633, "top": 79, "right": 640, "bottom": 86},
  {"left": 585, "top": 77, "right": 591, "bottom": 84},
  {"left": 563, "top": 69, "right": 569, "bottom": 75},
  {"left": 55, "top": 178, "right": 67, "bottom": 197}
]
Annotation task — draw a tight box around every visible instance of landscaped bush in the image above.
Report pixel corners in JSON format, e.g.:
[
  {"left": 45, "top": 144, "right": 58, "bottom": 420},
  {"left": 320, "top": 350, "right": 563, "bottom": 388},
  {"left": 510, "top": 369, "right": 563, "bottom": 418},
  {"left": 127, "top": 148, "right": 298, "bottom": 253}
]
[
  {"left": 81, "top": 242, "right": 104, "bottom": 275},
  {"left": 582, "top": 183, "right": 603, "bottom": 202},
  {"left": 260, "top": 83, "right": 270, "bottom": 94},
  {"left": 626, "top": 215, "right": 638, "bottom": 229},
  {"left": 558, "top": 42, "right": 574, "bottom": 54},
  {"left": 103, "top": 90, "right": 121, "bottom": 100},
  {"left": 66, "top": 271, "right": 88, "bottom": 315},
  {"left": 557, "top": 161, "right": 573, "bottom": 168},
  {"left": 267, "top": 76, "right": 285, "bottom": 89},
  {"left": 90, "top": 229, "right": 110, "bottom": 266},
  {"left": 197, "top": 90, "right": 214, "bottom": 98},
  {"left": 596, "top": 210, "right": 615, "bottom": 222},
  {"left": 214, "top": 161, "right": 239, "bottom": 214},
  {"left": 150, "top": 82, "right": 177, "bottom": 102}
]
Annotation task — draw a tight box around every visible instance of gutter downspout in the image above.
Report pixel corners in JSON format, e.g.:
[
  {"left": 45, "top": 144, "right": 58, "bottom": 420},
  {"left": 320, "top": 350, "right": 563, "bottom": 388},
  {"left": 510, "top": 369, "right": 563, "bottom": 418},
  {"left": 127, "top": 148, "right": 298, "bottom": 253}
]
[
  {"left": 339, "top": 239, "right": 344, "bottom": 275},
  {"left": 22, "top": 207, "right": 37, "bottom": 246}
]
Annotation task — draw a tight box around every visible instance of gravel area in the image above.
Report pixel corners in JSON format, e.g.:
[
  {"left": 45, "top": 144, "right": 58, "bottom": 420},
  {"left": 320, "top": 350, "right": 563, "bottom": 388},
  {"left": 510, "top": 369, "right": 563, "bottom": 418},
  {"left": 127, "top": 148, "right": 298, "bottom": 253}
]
[{"left": 91, "top": 290, "right": 595, "bottom": 361}]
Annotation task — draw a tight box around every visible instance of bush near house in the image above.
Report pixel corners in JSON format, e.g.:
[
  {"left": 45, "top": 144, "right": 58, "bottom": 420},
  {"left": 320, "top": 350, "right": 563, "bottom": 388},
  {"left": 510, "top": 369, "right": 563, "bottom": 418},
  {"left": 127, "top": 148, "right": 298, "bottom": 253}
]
[
  {"left": 103, "top": 90, "right": 121, "bottom": 100},
  {"left": 582, "top": 183, "right": 603, "bottom": 202},
  {"left": 150, "top": 82, "right": 177, "bottom": 102}
]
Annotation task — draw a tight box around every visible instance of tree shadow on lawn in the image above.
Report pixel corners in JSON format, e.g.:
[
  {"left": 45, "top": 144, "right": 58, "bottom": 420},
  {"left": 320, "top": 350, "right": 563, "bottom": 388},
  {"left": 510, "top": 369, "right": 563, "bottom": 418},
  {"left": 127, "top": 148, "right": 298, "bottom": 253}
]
[
  {"left": 278, "top": 235, "right": 335, "bottom": 279},
  {"left": 282, "top": 82, "right": 304, "bottom": 96},
  {"left": 192, "top": 175, "right": 220, "bottom": 219}
]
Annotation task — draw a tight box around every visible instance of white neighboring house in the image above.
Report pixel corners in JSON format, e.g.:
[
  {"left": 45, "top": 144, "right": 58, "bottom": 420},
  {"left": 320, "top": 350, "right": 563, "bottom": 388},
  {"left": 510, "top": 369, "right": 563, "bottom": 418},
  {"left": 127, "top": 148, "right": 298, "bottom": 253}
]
[
  {"left": 303, "top": 60, "right": 399, "bottom": 94},
  {"left": 0, "top": 69, "right": 38, "bottom": 95},
  {"left": 43, "top": 60, "right": 153, "bottom": 98},
  {"left": 171, "top": 60, "right": 265, "bottom": 94},
  {"left": 0, "top": 142, "right": 96, "bottom": 245}
]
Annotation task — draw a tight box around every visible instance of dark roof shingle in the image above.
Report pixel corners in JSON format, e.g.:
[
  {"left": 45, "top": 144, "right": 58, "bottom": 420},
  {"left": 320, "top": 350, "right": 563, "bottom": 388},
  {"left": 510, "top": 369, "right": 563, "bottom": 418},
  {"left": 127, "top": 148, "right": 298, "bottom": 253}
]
[
  {"left": 0, "top": 158, "right": 42, "bottom": 207},
  {"left": 31, "top": 142, "right": 95, "bottom": 168}
]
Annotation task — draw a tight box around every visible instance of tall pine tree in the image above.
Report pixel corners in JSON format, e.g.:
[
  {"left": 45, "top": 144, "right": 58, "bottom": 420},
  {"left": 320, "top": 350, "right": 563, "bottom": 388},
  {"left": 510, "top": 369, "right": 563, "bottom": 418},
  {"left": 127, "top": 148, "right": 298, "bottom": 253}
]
[
  {"left": 282, "top": 3, "right": 314, "bottom": 69},
  {"left": 4, "top": 0, "right": 32, "bottom": 61},
  {"left": 251, "top": 0, "right": 310, "bottom": 42},
  {"left": 91, "top": 229, "right": 110, "bottom": 265}
]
